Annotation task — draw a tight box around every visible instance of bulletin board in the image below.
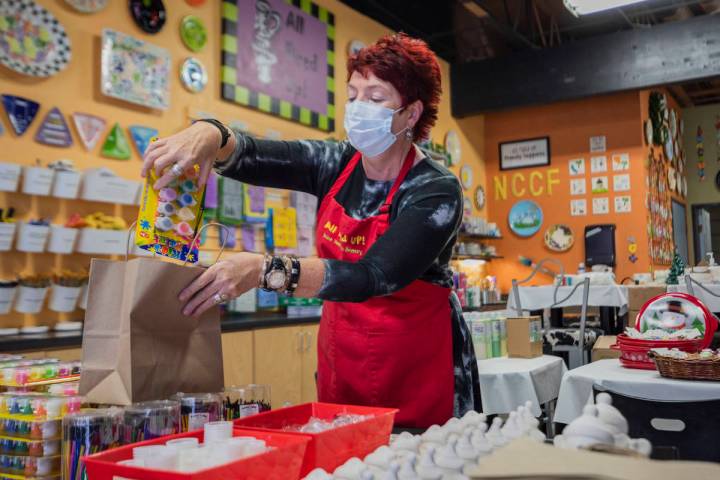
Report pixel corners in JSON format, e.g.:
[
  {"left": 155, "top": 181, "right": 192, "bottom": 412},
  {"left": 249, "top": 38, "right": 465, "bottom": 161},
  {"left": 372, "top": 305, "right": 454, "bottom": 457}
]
[{"left": 220, "top": 0, "right": 336, "bottom": 132}]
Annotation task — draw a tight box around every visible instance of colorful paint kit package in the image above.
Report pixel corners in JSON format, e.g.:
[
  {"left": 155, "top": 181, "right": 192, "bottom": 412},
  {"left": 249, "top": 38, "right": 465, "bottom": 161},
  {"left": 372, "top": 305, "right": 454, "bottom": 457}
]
[{"left": 135, "top": 165, "right": 206, "bottom": 263}]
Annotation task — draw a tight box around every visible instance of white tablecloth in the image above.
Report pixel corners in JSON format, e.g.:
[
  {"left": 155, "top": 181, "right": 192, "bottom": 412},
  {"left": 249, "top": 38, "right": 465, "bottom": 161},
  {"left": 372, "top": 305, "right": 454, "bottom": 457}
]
[
  {"left": 554, "top": 359, "right": 720, "bottom": 424},
  {"left": 667, "top": 284, "right": 720, "bottom": 312},
  {"left": 477, "top": 355, "right": 567, "bottom": 417},
  {"left": 506, "top": 285, "right": 628, "bottom": 315}
]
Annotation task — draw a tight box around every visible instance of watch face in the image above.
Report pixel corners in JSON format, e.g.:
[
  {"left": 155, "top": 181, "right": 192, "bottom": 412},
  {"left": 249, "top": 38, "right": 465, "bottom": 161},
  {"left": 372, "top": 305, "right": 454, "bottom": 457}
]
[{"left": 267, "top": 270, "right": 286, "bottom": 289}]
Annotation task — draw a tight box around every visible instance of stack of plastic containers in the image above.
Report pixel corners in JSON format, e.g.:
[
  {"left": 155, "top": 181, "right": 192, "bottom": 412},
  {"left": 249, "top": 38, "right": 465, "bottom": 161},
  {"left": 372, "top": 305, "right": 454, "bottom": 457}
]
[{"left": 0, "top": 392, "right": 83, "bottom": 479}]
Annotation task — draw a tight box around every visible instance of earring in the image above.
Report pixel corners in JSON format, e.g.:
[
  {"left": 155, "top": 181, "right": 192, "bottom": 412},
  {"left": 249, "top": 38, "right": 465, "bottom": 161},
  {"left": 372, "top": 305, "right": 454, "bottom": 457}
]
[{"left": 405, "top": 129, "right": 413, "bottom": 140}]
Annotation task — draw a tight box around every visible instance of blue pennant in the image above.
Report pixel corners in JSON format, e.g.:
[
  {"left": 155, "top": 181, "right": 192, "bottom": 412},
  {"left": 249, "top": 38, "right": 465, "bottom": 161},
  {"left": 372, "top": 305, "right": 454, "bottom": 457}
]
[
  {"left": 1, "top": 94, "right": 40, "bottom": 136},
  {"left": 129, "top": 125, "right": 159, "bottom": 156}
]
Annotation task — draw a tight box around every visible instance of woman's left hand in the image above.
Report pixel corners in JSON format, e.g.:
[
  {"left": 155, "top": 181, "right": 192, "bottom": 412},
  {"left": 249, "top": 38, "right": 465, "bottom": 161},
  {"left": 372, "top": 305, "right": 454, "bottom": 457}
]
[{"left": 179, "top": 252, "right": 263, "bottom": 317}]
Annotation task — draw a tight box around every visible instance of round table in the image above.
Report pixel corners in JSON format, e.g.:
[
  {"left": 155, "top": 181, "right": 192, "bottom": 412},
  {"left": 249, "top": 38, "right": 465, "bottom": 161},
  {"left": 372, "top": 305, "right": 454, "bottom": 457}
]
[
  {"left": 554, "top": 359, "right": 720, "bottom": 424},
  {"left": 477, "top": 355, "right": 567, "bottom": 417}
]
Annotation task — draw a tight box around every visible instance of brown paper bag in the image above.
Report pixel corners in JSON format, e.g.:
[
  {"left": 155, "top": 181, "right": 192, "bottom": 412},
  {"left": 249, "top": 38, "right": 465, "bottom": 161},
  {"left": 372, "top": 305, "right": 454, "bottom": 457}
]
[{"left": 79, "top": 257, "right": 224, "bottom": 405}]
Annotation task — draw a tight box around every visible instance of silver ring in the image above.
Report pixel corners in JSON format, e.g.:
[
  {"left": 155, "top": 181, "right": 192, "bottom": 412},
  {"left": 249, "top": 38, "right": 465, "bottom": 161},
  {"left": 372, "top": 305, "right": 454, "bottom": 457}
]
[
  {"left": 213, "top": 293, "right": 228, "bottom": 304},
  {"left": 170, "top": 163, "right": 184, "bottom": 177}
]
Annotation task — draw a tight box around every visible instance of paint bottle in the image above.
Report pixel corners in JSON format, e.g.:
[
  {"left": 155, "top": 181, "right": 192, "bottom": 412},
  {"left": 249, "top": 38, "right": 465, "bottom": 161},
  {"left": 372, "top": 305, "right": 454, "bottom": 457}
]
[
  {"left": 499, "top": 316, "right": 508, "bottom": 357},
  {"left": 470, "top": 317, "right": 487, "bottom": 360},
  {"left": 491, "top": 316, "right": 502, "bottom": 358}
]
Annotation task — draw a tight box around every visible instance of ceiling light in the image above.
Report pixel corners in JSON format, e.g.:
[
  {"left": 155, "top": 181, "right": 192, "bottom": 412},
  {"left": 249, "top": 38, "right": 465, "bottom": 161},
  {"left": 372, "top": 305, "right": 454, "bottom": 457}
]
[{"left": 563, "top": 0, "right": 648, "bottom": 16}]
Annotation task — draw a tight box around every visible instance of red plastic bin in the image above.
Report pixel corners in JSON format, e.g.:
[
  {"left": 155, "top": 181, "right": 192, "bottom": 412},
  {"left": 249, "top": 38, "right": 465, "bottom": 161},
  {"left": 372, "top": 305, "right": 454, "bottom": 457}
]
[
  {"left": 234, "top": 403, "right": 397, "bottom": 477},
  {"left": 83, "top": 428, "right": 310, "bottom": 480}
]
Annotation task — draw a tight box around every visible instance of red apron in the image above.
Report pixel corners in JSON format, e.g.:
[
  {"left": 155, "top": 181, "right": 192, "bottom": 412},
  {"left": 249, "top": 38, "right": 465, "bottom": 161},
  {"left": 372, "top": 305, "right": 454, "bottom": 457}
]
[{"left": 315, "top": 148, "right": 455, "bottom": 428}]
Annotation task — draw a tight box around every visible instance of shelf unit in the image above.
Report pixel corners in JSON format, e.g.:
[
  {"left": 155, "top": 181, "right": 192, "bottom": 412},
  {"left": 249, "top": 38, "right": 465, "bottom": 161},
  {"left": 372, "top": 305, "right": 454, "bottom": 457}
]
[
  {"left": 457, "top": 233, "right": 503, "bottom": 241},
  {"left": 452, "top": 254, "right": 504, "bottom": 261}
]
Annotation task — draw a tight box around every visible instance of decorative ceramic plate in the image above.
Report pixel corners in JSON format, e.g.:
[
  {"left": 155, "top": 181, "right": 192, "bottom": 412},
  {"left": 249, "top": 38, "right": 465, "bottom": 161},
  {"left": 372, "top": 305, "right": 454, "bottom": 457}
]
[
  {"left": 0, "top": 0, "right": 72, "bottom": 77},
  {"left": 463, "top": 196, "right": 472, "bottom": 217},
  {"left": 474, "top": 185, "right": 485, "bottom": 210},
  {"left": 100, "top": 29, "right": 170, "bottom": 110},
  {"left": 664, "top": 134, "right": 674, "bottom": 162},
  {"left": 669, "top": 109, "right": 677, "bottom": 139},
  {"left": 675, "top": 170, "right": 682, "bottom": 195},
  {"left": 636, "top": 292, "right": 718, "bottom": 348},
  {"left": 667, "top": 167, "right": 675, "bottom": 192},
  {"left": 460, "top": 165, "right": 473, "bottom": 190},
  {"left": 644, "top": 119, "right": 653, "bottom": 146},
  {"left": 544, "top": 224, "right": 574, "bottom": 252},
  {"left": 63, "top": 0, "right": 107, "bottom": 12},
  {"left": 180, "top": 15, "right": 206, "bottom": 52},
  {"left": 180, "top": 57, "right": 207, "bottom": 93},
  {"left": 682, "top": 177, "right": 687, "bottom": 197},
  {"left": 347, "top": 39, "right": 365, "bottom": 56},
  {"left": 445, "top": 130, "right": 461, "bottom": 166},
  {"left": 508, "top": 200, "right": 543, "bottom": 237},
  {"left": 129, "top": 0, "right": 166, "bottom": 34}
]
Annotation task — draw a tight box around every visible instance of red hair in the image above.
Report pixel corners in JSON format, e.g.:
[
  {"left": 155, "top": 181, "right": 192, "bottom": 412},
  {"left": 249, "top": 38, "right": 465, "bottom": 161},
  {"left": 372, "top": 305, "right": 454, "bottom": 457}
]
[{"left": 347, "top": 33, "right": 442, "bottom": 142}]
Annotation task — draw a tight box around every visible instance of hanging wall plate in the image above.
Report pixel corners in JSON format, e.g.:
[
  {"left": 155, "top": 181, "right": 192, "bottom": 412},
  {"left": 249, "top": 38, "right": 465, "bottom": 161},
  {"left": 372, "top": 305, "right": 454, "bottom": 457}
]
[
  {"left": 347, "top": 40, "right": 366, "bottom": 56},
  {"left": 463, "top": 196, "right": 472, "bottom": 217},
  {"left": 460, "top": 165, "right": 473, "bottom": 190},
  {"left": 101, "top": 122, "right": 131, "bottom": 160},
  {"left": 664, "top": 134, "right": 674, "bottom": 162},
  {"left": 180, "top": 57, "right": 207, "bottom": 93},
  {"left": 129, "top": 0, "right": 166, "bottom": 34},
  {"left": 1, "top": 94, "right": 39, "bottom": 136},
  {"left": 644, "top": 119, "right": 653, "bottom": 146},
  {"left": 508, "top": 199, "right": 543, "bottom": 237},
  {"left": 64, "top": 0, "right": 108, "bottom": 12},
  {"left": 72, "top": 112, "right": 106, "bottom": 151},
  {"left": 100, "top": 29, "right": 171, "bottom": 110},
  {"left": 180, "top": 15, "right": 207, "bottom": 52},
  {"left": 444, "top": 130, "right": 461, "bottom": 166},
  {"left": 129, "top": 125, "right": 158, "bottom": 156},
  {"left": 668, "top": 167, "right": 676, "bottom": 192},
  {"left": 34, "top": 107, "right": 73, "bottom": 147},
  {"left": 670, "top": 109, "right": 677, "bottom": 140},
  {"left": 0, "top": 0, "right": 72, "bottom": 77},
  {"left": 544, "top": 224, "right": 574, "bottom": 252},
  {"left": 474, "top": 185, "right": 485, "bottom": 210}
]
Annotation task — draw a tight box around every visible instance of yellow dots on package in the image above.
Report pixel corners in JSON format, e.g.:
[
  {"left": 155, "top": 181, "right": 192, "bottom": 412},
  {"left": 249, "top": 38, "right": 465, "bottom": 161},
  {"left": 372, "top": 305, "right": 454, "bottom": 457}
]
[{"left": 135, "top": 165, "right": 205, "bottom": 262}]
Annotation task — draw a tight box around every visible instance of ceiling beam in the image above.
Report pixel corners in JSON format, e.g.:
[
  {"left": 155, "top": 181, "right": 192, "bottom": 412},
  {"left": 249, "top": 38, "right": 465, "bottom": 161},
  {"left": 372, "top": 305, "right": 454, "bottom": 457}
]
[
  {"left": 472, "top": 0, "right": 540, "bottom": 50},
  {"left": 450, "top": 13, "right": 720, "bottom": 116},
  {"left": 667, "top": 85, "right": 693, "bottom": 108}
]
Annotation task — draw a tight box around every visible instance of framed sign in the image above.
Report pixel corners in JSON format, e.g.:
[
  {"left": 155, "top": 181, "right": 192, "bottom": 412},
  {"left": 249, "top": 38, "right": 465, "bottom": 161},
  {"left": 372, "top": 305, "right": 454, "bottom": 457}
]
[
  {"left": 499, "top": 137, "right": 550, "bottom": 170},
  {"left": 221, "top": 0, "right": 335, "bottom": 131}
]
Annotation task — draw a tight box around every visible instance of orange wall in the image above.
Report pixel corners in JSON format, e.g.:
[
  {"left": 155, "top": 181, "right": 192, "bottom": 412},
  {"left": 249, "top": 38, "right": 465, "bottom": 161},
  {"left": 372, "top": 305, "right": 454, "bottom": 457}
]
[
  {"left": 484, "top": 91, "right": 651, "bottom": 292},
  {"left": 0, "top": 0, "right": 486, "bottom": 327}
]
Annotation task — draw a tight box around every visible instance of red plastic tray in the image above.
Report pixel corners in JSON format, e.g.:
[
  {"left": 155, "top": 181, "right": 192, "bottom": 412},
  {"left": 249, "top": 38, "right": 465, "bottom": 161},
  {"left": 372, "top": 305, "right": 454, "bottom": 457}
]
[
  {"left": 613, "top": 336, "right": 703, "bottom": 370},
  {"left": 234, "top": 402, "right": 397, "bottom": 477},
  {"left": 83, "top": 428, "right": 310, "bottom": 480}
]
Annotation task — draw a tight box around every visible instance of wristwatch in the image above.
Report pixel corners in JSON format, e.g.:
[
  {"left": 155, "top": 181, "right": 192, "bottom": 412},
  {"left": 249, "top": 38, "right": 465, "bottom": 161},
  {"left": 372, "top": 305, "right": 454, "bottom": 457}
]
[
  {"left": 262, "top": 256, "right": 288, "bottom": 291},
  {"left": 193, "top": 118, "right": 231, "bottom": 149}
]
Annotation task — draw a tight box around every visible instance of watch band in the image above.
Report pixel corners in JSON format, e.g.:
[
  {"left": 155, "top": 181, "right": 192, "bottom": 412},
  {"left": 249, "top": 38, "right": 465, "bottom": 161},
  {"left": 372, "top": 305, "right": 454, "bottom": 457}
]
[
  {"left": 283, "top": 256, "right": 301, "bottom": 296},
  {"left": 194, "top": 118, "right": 231, "bottom": 149},
  {"left": 258, "top": 253, "right": 271, "bottom": 290}
]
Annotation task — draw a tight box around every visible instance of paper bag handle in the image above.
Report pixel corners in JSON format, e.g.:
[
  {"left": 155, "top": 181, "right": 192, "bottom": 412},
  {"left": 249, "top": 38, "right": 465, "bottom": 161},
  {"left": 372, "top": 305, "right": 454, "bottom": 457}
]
[{"left": 125, "top": 221, "right": 230, "bottom": 265}]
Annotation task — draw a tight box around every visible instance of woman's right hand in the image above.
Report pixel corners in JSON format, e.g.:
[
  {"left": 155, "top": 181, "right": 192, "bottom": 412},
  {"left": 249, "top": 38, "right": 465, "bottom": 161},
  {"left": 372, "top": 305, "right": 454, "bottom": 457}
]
[{"left": 141, "top": 121, "right": 223, "bottom": 190}]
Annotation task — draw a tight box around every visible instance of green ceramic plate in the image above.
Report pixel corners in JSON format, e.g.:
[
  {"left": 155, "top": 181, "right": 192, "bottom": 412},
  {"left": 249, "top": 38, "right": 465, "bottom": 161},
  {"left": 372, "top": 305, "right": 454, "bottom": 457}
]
[{"left": 180, "top": 15, "right": 207, "bottom": 52}]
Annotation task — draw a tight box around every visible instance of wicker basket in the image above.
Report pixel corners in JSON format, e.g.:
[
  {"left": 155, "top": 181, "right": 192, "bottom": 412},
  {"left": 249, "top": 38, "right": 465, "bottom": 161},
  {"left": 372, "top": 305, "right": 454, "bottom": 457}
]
[{"left": 648, "top": 351, "right": 720, "bottom": 381}]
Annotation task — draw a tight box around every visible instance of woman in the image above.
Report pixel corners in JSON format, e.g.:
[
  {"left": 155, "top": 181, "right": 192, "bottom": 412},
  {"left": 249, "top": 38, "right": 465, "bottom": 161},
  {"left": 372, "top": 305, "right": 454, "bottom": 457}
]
[{"left": 142, "top": 34, "right": 481, "bottom": 428}]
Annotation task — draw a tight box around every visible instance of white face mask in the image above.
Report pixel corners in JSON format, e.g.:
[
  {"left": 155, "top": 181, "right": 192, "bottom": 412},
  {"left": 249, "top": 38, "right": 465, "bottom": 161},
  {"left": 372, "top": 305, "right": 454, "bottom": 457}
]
[{"left": 343, "top": 101, "right": 410, "bottom": 157}]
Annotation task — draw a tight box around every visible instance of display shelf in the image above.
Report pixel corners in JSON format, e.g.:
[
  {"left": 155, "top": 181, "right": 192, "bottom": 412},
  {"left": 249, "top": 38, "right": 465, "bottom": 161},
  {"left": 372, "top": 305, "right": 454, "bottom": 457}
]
[
  {"left": 458, "top": 232, "right": 503, "bottom": 240},
  {"left": 0, "top": 312, "right": 321, "bottom": 352},
  {"left": 452, "top": 254, "right": 504, "bottom": 261},
  {"left": 462, "top": 303, "right": 507, "bottom": 313}
]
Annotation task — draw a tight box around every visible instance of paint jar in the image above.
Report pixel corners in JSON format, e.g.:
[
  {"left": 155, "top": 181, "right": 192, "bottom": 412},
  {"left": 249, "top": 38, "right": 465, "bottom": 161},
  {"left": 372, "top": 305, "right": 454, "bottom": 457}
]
[
  {"left": 203, "top": 421, "right": 232, "bottom": 444},
  {"left": 170, "top": 392, "right": 223, "bottom": 432},
  {"left": 157, "top": 202, "right": 176, "bottom": 216},
  {"left": 122, "top": 401, "right": 180, "bottom": 444},
  {"left": 155, "top": 216, "right": 174, "bottom": 232},
  {"left": 159, "top": 188, "right": 177, "bottom": 202},
  {"left": 222, "top": 384, "right": 272, "bottom": 420},
  {"left": 62, "top": 409, "right": 122, "bottom": 480}
]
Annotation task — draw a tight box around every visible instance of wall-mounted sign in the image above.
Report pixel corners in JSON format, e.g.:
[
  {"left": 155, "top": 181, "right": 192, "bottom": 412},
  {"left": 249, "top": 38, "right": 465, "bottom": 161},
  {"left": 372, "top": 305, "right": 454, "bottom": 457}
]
[
  {"left": 220, "top": 0, "right": 336, "bottom": 132},
  {"left": 499, "top": 137, "right": 550, "bottom": 170}
]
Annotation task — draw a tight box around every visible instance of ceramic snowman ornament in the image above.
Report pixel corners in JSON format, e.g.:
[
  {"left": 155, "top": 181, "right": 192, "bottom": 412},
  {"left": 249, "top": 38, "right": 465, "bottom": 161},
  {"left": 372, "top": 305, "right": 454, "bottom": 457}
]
[{"left": 554, "top": 394, "right": 651, "bottom": 456}]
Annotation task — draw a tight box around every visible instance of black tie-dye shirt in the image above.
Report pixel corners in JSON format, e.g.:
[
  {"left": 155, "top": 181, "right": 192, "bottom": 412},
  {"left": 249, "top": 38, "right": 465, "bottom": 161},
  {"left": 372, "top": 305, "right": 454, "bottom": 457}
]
[{"left": 216, "top": 132, "right": 482, "bottom": 416}]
